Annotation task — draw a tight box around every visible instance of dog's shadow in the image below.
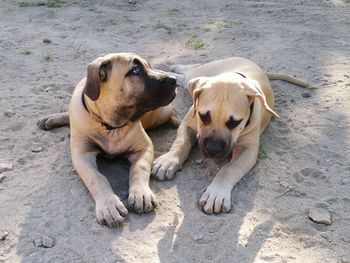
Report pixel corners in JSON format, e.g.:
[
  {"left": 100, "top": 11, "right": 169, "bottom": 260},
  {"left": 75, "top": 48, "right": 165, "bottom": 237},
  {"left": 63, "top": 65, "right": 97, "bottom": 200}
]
[
  {"left": 96, "top": 155, "right": 130, "bottom": 200},
  {"left": 96, "top": 155, "right": 156, "bottom": 232}
]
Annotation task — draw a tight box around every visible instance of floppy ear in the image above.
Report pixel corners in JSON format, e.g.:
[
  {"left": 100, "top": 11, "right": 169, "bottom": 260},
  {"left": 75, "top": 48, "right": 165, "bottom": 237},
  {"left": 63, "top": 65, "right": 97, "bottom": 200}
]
[
  {"left": 187, "top": 77, "right": 204, "bottom": 117},
  {"left": 242, "top": 79, "right": 279, "bottom": 117},
  {"left": 84, "top": 58, "right": 111, "bottom": 101},
  {"left": 187, "top": 77, "right": 201, "bottom": 97}
]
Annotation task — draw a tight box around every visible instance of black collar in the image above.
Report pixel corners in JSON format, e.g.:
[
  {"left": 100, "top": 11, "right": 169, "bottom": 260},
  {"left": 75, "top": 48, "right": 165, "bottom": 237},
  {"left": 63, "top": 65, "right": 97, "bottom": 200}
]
[
  {"left": 81, "top": 93, "right": 126, "bottom": 130},
  {"left": 234, "top": 72, "right": 253, "bottom": 128},
  {"left": 245, "top": 101, "right": 254, "bottom": 128}
]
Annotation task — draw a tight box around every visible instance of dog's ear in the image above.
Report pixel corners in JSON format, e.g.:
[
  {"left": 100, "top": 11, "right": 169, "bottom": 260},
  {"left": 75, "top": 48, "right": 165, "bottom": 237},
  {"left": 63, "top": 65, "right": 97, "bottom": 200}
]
[
  {"left": 187, "top": 77, "right": 202, "bottom": 97},
  {"left": 188, "top": 77, "right": 204, "bottom": 117},
  {"left": 242, "top": 79, "right": 279, "bottom": 117},
  {"left": 84, "top": 59, "right": 112, "bottom": 101}
]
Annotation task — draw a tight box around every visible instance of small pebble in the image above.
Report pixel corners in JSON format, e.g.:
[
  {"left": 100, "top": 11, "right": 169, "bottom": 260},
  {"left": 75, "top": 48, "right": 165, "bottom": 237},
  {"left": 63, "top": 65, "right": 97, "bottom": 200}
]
[
  {"left": 42, "top": 236, "right": 55, "bottom": 248},
  {"left": 193, "top": 233, "right": 203, "bottom": 241},
  {"left": 302, "top": 92, "right": 311, "bottom": 98},
  {"left": 34, "top": 238, "right": 43, "bottom": 247},
  {"left": 4, "top": 110, "right": 15, "bottom": 117},
  {"left": 31, "top": 142, "right": 44, "bottom": 153},
  {"left": 0, "top": 230, "right": 8, "bottom": 241},
  {"left": 279, "top": 180, "right": 289, "bottom": 188},
  {"left": 195, "top": 158, "right": 204, "bottom": 164},
  {"left": 0, "top": 174, "right": 6, "bottom": 183},
  {"left": 300, "top": 167, "right": 323, "bottom": 178},
  {"left": 308, "top": 208, "right": 332, "bottom": 225},
  {"left": 43, "top": 38, "right": 52, "bottom": 44},
  {"left": 0, "top": 163, "right": 13, "bottom": 173},
  {"left": 341, "top": 178, "right": 350, "bottom": 185},
  {"left": 339, "top": 256, "right": 350, "bottom": 263},
  {"left": 341, "top": 236, "right": 350, "bottom": 243},
  {"left": 44, "top": 87, "right": 53, "bottom": 92}
]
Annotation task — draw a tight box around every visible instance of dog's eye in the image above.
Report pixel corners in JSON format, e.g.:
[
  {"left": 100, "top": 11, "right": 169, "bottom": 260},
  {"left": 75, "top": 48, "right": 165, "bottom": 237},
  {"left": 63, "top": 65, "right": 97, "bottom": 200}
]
[
  {"left": 199, "top": 111, "right": 211, "bottom": 125},
  {"left": 132, "top": 65, "right": 142, "bottom": 74},
  {"left": 226, "top": 116, "right": 242, "bottom": 129}
]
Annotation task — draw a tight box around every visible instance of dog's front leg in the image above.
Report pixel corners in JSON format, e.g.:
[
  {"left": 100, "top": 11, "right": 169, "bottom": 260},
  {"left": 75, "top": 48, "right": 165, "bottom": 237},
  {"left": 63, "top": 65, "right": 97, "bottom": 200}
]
[
  {"left": 199, "top": 142, "right": 259, "bottom": 214},
  {"left": 152, "top": 108, "right": 197, "bottom": 181},
  {"left": 71, "top": 131, "right": 128, "bottom": 228},
  {"left": 127, "top": 140, "right": 157, "bottom": 214}
]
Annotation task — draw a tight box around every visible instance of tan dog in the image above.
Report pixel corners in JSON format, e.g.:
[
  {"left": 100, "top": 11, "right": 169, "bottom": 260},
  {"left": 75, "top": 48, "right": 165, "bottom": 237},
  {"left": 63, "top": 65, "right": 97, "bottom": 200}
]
[
  {"left": 38, "top": 53, "right": 178, "bottom": 227},
  {"left": 152, "top": 57, "right": 309, "bottom": 214}
]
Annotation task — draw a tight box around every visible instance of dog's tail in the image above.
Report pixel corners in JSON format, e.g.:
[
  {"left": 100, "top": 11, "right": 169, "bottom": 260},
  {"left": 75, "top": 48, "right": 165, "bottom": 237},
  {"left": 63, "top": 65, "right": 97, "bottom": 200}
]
[{"left": 266, "top": 73, "right": 314, "bottom": 88}]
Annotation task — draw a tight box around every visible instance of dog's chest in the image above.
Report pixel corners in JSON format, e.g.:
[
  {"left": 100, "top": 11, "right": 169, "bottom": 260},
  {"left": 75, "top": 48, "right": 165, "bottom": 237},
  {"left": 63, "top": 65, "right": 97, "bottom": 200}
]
[{"left": 92, "top": 130, "right": 129, "bottom": 156}]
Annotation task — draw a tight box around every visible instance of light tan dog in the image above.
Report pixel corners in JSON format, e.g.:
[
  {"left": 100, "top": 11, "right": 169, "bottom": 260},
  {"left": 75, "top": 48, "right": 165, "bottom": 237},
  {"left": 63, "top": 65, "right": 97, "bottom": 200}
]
[
  {"left": 152, "top": 57, "right": 309, "bottom": 214},
  {"left": 38, "top": 53, "right": 178, "bottom": 227}
]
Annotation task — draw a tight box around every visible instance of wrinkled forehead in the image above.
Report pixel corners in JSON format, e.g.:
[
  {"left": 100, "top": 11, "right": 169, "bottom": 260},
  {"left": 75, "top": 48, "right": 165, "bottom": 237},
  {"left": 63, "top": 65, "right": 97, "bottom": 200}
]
[
  {"left": 197, "top": 83, "right": 250, "bottom": 118},
  {"left": 100, "top": 53, "right": 150, "bottom": 67}
]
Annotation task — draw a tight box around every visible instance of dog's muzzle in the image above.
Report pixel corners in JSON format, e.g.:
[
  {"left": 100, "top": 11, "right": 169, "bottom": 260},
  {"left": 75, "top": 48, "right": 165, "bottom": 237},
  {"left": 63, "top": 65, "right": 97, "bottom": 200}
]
[
  {"left": 163, "top": 76, "right": 177, "bottom": 88},
  {"left": 202, "top": 138, "right": 228, "bottom": 158}
]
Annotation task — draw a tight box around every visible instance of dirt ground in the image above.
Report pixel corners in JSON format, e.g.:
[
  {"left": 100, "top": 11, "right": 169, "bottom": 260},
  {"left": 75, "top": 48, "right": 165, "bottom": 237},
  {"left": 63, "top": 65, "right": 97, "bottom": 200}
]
[{"left": 1, "top": 0, "right": 350, "bottom": 262}]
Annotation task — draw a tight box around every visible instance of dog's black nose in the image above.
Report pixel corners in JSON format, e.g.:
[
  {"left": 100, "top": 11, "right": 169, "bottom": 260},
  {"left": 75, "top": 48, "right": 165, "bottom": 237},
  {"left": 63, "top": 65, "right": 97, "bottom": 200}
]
[
  {"left": 204, "top": 139, "right": 226, "bottom": 157},
  {"left": 164, "top": 76, "right": 177, "bottom": 88}
]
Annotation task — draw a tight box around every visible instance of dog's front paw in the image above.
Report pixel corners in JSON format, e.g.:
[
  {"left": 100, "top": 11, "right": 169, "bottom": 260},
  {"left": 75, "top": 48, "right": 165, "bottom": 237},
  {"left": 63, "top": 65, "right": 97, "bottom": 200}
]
[
  {"left": 95, "top": 194, "right": 128, "bottom": 228},
  {"left": 152, "top": 153, "right": 180, "bottom": 181},
  {"left": 37, "top": 116, "right": 56, "bottom": 130},
  {"left": 128, "top": 186, "right": 157, "bottom": 214},
  {"left": 199, "top": 183, "right": 232, "bottom": 214}
]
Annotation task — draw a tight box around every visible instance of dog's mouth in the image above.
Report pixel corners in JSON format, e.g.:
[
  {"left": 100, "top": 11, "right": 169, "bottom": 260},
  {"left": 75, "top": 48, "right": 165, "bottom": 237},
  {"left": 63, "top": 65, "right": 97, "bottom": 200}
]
[{"left": 199, "top": 136, "right": 232, "bottom": 161}]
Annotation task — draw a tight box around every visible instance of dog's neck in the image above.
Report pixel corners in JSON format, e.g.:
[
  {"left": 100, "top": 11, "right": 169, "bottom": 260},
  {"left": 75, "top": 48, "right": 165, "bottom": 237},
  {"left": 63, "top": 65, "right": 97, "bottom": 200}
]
[{"left": 81, "top": 93, "right": 127, "bottom": 130}]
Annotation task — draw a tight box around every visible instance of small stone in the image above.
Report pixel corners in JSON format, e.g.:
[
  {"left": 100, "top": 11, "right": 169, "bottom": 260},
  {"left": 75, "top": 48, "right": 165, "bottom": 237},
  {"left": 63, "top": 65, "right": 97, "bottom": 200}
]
[
  {"left": 44, "top": 87, "right": 53, "bottom": 92},
  {"left": 4, "top": 110, "right": 15, "bottom": 117},
  {"left": 43, "top": 38, "right": 52, "bottom": 44},
  {"left": 193, "top": 233, "right": 203, "bottom": 241},
  {"left": 0, "top": 174, "right": 6, "bottom": 183},
  {"left": 300, "top": 167, "right": 323, "bottom": 178},
  {"left": 0, "top": 163, "right": 13, "bottom": 173},
  {"left": 128, "top": 0, "right": 137, "bottom": 4},
  {"left": 31, "top": 142, "right": 43, "bottom": 153},
  {"left": 339, "top": 255, "right": 350, "bottom": 263},
  {"left": 308, "top": 208, "right": 332, "bottom": 225},
  {"left": 195, "top": 158, "right": 204, "bottom": 164},
  {"left": 17, "top": 157, "right": 26, "bottom": 166},
  {"left": 341, "top": 236, "right": 350, "bottom": 243},
  {"left": 279, "top": 180, "right": 289, "bottom": 188},
  {"left": 42, "top": 236, "right": 55, "bottom": 248},
  {"left": 0, "top": 231, "right": 8, "bottom": 241},
  {"left": 34, "top": 238, "right": 43, "bottom": 247},
  {"left": 302, "top": 92, "right": 311, "bottom": 98},
  {"left": 341, "top": 178, "right": 350, "bottom": 185}
]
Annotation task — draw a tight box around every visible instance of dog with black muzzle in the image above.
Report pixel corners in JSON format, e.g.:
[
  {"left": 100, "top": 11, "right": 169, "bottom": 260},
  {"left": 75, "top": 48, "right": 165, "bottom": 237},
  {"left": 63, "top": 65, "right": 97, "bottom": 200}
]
[
  {"left": 152, "top": 57, "right": 310, "bottom": 214},
  {"left": 37, "top": 53, "right": 177, "bottom": 227}
]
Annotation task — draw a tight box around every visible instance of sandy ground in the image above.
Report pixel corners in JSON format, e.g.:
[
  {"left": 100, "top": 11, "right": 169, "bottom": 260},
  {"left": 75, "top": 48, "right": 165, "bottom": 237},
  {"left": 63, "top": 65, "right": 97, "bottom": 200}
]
[{"left": 1, "top": 0, "right": 350, "bottom": 262}]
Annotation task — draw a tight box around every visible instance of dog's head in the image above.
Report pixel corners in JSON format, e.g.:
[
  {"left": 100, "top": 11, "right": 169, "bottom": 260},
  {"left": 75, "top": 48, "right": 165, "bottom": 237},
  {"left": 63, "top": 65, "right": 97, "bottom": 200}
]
[
  {"left": 83, "top": 53, "right": 177, "bottom": 128},
  {"left": 188, "top": 73, "right": 278, "bottom": 159}
]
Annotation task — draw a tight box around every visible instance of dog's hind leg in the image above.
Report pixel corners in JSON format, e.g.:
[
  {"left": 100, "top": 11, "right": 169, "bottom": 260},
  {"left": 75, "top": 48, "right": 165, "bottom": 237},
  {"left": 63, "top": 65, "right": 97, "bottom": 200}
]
[
  {"left": 266, "top": 72, "right": 314, "bottom": 88},
  {"left": 37, "top": 112, "right": 69, "bottom": 130}
]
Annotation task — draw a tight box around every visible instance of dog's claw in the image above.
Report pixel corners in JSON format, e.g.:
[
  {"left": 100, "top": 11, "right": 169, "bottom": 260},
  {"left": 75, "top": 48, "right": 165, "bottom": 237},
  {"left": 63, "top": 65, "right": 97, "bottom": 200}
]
[
  {"left": 152, "top": 153, "right": 180, "bottom": 181},
  {"left": 199, "top": 183, "right": 232, "bottom": 214},
  {"left": 128, "top": 187, "right": 157, "bottom": 213},
  {"left": 96, "top": 194, "right": 128, "bottom": 228}
]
